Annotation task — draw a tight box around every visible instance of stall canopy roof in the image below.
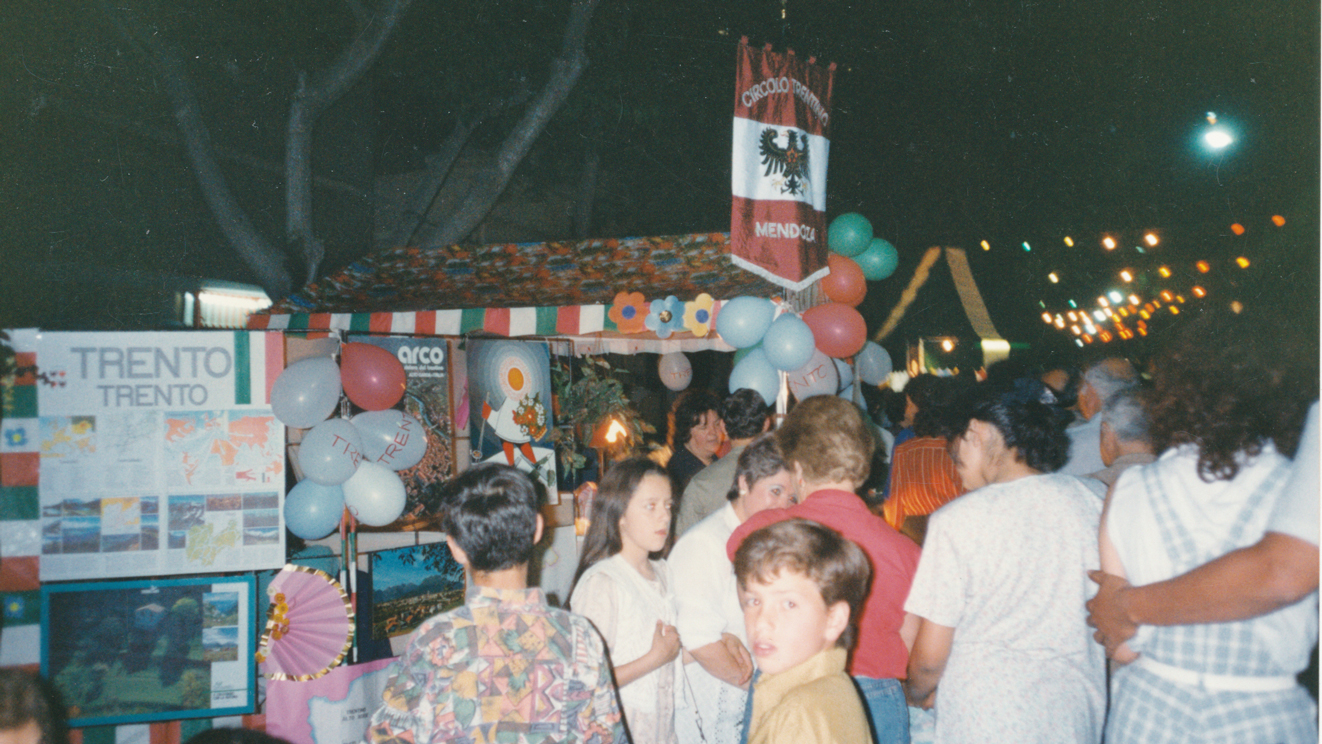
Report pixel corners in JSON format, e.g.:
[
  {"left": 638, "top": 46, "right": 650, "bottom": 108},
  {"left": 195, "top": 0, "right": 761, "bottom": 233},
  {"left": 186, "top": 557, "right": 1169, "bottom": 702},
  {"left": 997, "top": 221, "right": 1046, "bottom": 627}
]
[{"left": 259, "top": 233, "right": 780, "bottom": 315}]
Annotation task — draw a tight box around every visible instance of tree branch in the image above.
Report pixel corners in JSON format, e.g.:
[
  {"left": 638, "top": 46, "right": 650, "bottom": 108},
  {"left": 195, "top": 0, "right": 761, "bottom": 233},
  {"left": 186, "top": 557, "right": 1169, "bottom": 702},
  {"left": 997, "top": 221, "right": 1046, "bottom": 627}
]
[
  {"left": 388, "top": 83, "right": 533, "bottom": 249},
  {"left": 102, "top": 3, "right": 292, "bottom": 299},
  {"left": 287, "top": 0, "right": 414, "bottom": 284},
  {"left": 419, "top": 0, "right": 601, "bottom": 249}
]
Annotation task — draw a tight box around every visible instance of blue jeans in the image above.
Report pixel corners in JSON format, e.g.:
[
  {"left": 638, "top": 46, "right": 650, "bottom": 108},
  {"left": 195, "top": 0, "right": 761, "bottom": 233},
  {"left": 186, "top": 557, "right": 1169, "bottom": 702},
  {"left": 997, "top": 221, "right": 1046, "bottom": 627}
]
[{"left": 854, "top": 675, "right": 910, "bottom": 744}]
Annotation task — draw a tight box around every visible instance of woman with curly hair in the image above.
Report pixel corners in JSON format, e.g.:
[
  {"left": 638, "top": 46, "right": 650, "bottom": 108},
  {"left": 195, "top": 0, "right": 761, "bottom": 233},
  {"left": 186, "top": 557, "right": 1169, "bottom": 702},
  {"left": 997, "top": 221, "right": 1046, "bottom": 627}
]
[
  {"left": 1100, "top": 308, "right": 1317, "bottom": 743},
  {"left": 904, "top": 380, "right": 1106, "bottom": 743},
  {"left": 666, "top": 390, "right": 724, "bottom": 496}
]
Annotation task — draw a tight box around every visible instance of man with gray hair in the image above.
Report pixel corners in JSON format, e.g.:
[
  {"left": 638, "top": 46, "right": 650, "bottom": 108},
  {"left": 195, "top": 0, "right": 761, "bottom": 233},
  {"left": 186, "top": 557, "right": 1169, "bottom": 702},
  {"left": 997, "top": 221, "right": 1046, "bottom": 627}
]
[
  {"left": 1060, "top": 357, "right": 1139, "bottom": 476},
  {"left": 1082, "top": 387, "right": 1156, "bottom": 497}
]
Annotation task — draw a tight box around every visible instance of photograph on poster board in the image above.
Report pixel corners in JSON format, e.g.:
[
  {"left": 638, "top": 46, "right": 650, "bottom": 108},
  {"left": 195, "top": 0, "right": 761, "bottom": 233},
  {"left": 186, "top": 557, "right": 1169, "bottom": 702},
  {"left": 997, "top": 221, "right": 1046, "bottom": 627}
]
[
  {"left": 350, "top": 336, "right": 454, "bottom": 517},
  {"left": 467, "top": 339, "right": 556, "bottom": 493},
  {"left": 369, "top": 543, "right": 465, "bottom": 640},
  {"left": 41, "top": 575, "right": 256, "bottom": 728},
  {"left": 31, "top": 331, "right": 286, "bottom": 581}
]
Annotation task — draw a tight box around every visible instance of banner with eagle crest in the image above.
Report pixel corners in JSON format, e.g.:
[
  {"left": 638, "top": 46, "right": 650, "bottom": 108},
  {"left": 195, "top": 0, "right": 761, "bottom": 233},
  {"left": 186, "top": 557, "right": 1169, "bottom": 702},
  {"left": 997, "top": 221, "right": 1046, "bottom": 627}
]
[{"left": 730, "top": 38, "right": 835, "bottom": 291}]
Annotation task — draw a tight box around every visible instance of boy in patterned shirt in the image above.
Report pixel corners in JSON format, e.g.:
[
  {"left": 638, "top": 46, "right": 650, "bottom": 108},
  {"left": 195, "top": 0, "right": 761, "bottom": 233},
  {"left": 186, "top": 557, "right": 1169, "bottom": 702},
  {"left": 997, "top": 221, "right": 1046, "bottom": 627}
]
[{"left": 365, "top": 464, "right": 625, "bottom": 744}]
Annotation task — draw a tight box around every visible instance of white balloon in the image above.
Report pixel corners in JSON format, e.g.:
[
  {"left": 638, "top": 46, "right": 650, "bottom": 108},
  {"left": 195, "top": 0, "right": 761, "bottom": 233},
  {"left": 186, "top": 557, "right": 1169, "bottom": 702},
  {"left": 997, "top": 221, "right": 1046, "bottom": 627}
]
[
  {"left": 787, "top": 349, "right": 840, "bottom": 401},
  {"left": 299, "top": 418, "right": 363, "bottom": 486},
  {"left": 342, "top": 461, "right": 407, "bottom": 527},
  {"left": 657, "top": 352, "right": 693, "bottom": 391},
  {"left": 352, "top": 410, "right": 428, "bottom": 471},
  {"left": 271, "top": 357, "right": 342, "bottom": 429}
]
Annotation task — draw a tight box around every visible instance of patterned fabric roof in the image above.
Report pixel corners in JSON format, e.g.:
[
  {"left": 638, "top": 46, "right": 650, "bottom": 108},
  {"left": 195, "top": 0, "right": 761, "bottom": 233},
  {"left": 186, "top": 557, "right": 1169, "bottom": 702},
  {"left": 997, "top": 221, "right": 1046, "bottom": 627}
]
[{"left": 261, "top": 233, "right": 781, "bottom": 315}]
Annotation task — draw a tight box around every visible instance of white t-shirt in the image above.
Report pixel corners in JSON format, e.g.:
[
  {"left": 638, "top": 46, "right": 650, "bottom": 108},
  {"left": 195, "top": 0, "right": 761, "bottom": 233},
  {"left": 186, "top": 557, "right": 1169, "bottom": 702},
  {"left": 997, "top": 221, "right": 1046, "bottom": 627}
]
[
  {"left": 1108, "top": 444, "right": 1318, "bottom": 673},
  {"left": 668, "top": 502, "right": 748, "bottom": 744},
  {"left": 1268, "top": 402, "right": 1320, "bottom": 546}
]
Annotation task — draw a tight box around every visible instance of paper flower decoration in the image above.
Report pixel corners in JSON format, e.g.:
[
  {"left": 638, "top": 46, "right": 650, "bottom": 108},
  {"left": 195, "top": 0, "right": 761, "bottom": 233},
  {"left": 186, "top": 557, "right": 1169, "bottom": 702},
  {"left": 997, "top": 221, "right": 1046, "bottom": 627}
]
[
  {"left": 682, "top": 294, "right": 715, "bottom": 337},
  {"left": 608, "top": 291, "right": 648, "bottom": 334},
  {"left": 645, "top": 296, "right": 686, "bottom": 339},
  {"left": 4, "top": 427, "right": 27, "bottom": 447}
]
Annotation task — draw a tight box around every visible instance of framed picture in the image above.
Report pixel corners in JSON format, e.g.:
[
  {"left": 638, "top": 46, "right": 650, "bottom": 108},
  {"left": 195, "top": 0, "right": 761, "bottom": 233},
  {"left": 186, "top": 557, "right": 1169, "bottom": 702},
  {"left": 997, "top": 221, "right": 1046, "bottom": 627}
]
[
  {"left": 369, "top": 544, "right": 465, "bottom": 641},
  {"left": 42, "top": 575, "right": 256, "bottom": 728}
]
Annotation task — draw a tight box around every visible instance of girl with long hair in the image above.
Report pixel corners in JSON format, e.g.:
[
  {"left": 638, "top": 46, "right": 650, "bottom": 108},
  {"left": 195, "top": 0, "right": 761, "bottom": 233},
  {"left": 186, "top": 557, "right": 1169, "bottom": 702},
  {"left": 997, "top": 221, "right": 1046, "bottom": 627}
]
[{"left": 571, "top": 457, "right": 683, "bottom": 744}]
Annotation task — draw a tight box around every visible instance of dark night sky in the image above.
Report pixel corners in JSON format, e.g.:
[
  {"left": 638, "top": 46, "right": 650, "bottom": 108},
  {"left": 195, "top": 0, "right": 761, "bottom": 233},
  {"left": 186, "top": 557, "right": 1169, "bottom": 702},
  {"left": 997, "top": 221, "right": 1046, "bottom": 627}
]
[{"left": 0, "top": 0, "right": 1316, "bottom": 355}]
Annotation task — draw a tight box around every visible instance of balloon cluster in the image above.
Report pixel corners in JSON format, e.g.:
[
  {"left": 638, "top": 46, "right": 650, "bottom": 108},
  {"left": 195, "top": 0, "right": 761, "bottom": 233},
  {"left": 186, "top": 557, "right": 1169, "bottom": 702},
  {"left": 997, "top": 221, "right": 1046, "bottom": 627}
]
[
  {"left": 272, "top": 343, "right": 428, "bottom": 540},
  {"left": 717, "top": 213, "right": 896, "bottom": 406}
]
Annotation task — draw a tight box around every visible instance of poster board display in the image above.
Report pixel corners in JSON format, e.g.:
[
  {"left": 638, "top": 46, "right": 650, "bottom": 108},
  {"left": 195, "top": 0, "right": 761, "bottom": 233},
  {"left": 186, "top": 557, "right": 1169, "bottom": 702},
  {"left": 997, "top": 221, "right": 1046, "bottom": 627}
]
[
  {"left": 348, "top": 336, "right": 454, "bottom": 517},
  {"left": 266, "top": 656, "right": 396, "bottom": 744},
  {"left": 466, "top": 339, "right": 556, "bottom": 493},
  {"left": 41, "top": 575, "right": 256, "bottom": 727},
  {"left": 9, "top": 330, "right": 286, "bottom": 581},
  {"left": 369, "top": 543, "right": 465, "bottom": 641}
]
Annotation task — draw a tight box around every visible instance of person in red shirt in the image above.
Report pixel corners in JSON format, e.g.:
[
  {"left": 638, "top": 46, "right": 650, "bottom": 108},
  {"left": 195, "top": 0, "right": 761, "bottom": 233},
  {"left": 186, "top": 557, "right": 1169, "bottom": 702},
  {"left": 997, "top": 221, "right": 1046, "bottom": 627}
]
[{"left": 728, "top": 396, "right": 921, "bottom": 744}]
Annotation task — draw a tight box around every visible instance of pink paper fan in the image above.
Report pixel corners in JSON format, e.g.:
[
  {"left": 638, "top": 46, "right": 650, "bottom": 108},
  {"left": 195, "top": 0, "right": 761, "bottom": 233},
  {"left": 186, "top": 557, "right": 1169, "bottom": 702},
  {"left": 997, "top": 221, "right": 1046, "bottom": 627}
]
[{"left": 256, "top": 564, "right": 355, "bottom": 681}]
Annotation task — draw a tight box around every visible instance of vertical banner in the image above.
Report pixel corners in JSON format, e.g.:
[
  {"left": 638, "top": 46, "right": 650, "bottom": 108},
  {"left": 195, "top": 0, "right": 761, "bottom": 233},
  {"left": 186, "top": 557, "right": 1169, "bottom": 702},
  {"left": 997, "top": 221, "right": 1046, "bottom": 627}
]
[
  {"left": 17, "top": 331, "right": 285, "bottom": 581},
  {"left": 730, "top": 38, "right": 836, "bottom": 291}
]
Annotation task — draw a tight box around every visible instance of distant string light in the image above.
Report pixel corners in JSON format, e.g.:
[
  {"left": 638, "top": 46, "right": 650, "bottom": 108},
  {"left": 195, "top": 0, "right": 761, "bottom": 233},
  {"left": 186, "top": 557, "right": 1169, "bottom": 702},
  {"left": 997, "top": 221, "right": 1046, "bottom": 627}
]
[
  {"left": 1236, "top": 257, "right": 1250, "bottom": 268},
  {"left": 1231, "top": 223, "right": 1245, "bottom": 235},
  {"left": 1048, "top": 272, "right": 1059, "bottom": 283},
  {"left": 981, "top": 240, "right": 991, "bottom": 251},
  {"left": 1119, "top": 270, "right": 1133, "bottom": 282},
  {"left": 1192, "top": 286, "right": 1206, "bottom": 298},
  {"left": 1272, "top": 215, "right": 1286, "bottom": 227},
  {"left": 1064, "top": 236, "right": 1074, "bottom": 247},
  {"left": 1196, "top": 260, "right": 1211, "bottom": 273},
  {"left": 1103, "top": 237, "right": 1117, "bottom": 250},
  {"left": 1158, "top": 266, "right": 1172, "bottom": 278},
  {"left": 1144, "top": 233, "right": 1159, "bottom": 246},
  {"left": 1022, "top": 242, "right": 1032, "bottom": 252}
]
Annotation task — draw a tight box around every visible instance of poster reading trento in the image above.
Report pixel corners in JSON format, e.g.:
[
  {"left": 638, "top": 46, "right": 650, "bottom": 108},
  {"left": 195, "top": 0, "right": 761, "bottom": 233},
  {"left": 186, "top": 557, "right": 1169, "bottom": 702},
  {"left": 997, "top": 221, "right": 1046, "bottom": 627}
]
[{"left": 21, "top": 330, "right": 285, "bottom": 581}]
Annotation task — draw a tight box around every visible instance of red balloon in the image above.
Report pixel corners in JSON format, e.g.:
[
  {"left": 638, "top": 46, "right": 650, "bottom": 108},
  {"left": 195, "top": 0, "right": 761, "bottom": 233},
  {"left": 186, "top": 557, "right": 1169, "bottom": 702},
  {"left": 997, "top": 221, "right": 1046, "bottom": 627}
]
[
  {"left": 340, "top": 343, "right": 406, "bottom": 410},
  {"left": 803, "top": 303, "right": 868, "bottom": 359},
  {"left": 821, "top": 254, "right": 867, "bottom": 306}
]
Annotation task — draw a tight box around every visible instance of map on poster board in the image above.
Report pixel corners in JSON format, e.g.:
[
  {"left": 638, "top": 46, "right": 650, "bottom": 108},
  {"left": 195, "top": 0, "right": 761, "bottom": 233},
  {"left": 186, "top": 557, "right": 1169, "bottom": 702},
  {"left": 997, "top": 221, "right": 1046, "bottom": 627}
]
[{"left": 20, "top": 331, "right": 286, "bottom": 581}]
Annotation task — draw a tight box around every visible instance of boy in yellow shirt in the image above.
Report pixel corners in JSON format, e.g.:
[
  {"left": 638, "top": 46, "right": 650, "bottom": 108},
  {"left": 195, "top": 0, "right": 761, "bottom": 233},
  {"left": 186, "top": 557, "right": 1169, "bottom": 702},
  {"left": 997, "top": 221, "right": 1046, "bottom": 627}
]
[{"left": 735, "top": 518, "right": 874, "bottom": 744}]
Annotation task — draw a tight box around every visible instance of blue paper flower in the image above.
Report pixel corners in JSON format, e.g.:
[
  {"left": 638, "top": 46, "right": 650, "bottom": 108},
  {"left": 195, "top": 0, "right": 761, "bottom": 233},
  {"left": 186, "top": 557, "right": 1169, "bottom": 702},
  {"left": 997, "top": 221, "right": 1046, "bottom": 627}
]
[
  {"left": 644, "top": 295, "right": 687, "bottom": 339},
  {"left": 3, "top": 428, "right": 27, "bottom": 447}
]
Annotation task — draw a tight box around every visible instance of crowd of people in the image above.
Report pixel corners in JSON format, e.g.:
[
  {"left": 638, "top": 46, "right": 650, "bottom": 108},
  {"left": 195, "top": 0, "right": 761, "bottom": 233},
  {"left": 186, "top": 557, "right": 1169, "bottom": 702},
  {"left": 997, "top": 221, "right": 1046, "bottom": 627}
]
[
  {"left": 15, "top": 305, "right": 1308, "bottom": 744},
  {"left": 356, "top": 304, "right": 1316, "bottom": 744}
]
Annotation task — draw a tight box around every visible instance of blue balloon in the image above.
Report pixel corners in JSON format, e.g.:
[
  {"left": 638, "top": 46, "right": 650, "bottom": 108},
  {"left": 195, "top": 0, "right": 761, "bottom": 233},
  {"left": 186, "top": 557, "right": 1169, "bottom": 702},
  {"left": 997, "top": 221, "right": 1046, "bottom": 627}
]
[
  {"left": 856, "top": 341, "right": 894, "bottom": 385},
  {"left": 762, "top": 315, "right": 816, "bottom": 371},
  {"left": 856, "top": 238, "right": 899, "bottom": 280},
  {"left": 828, "top": 213, "right": 874, "bottom": 257},
  {"left": 838, "top": 385, "right": 868, "bottom": 412},
  {"left": 716, "top": 296, "right": 776, "bottom": 349},
  {"left": 833, "top": 358, "right": 854, "bottom": 392},
  {"left": 285, "top": 479, "right": 345, "bottom": 540},
  {"left": 729, "top": 348, "right": 781, "bottom": 407}
]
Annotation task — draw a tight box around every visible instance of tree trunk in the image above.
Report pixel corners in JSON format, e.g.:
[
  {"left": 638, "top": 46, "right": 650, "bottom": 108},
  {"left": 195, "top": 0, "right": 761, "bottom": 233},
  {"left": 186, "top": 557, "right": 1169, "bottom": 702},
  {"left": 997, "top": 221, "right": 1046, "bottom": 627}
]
[
  {"left": 418, "top": 0, "right": 600, "bottom": 249},
  {"left": 286, "top": 0, "right": 414, "bottom": 284},
  {"left": 102, "top": 4, "right": 293, "bottom": 299},
  {"left": 573, "top": 142, "right": 600, "bottom": 239}
]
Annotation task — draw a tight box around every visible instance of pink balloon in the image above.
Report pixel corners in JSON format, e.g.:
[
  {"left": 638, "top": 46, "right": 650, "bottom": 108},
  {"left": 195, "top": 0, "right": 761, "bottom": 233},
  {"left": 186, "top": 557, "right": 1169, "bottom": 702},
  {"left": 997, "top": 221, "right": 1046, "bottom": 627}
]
[
  {"left": 803, "top": 303, "right": 868, "bottom": 359},
  {"left": 341, "top": 343, "right": 407, "bottom": 411}
]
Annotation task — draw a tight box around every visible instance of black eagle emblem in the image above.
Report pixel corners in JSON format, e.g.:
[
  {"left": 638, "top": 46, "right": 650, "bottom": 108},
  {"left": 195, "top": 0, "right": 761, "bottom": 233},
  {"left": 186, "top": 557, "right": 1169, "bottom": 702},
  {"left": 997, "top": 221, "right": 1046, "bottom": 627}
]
[{"left": 759, "top": 128, "right": 810, "bottom": 196}]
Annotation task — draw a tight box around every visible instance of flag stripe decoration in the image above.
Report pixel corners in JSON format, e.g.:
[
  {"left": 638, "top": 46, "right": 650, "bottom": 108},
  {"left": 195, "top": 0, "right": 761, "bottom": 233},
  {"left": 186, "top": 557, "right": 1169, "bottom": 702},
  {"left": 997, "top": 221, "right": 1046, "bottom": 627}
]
[{"left": 730, "top": 38, "right": 836, "bottom": 292}]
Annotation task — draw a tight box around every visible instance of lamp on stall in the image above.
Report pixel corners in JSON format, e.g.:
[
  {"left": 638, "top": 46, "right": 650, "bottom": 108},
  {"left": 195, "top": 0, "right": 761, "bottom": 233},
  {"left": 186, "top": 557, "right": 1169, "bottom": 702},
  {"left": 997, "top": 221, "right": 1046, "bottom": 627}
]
[{"left": 589, "top": 415, "right": 630, "bottom": 467}]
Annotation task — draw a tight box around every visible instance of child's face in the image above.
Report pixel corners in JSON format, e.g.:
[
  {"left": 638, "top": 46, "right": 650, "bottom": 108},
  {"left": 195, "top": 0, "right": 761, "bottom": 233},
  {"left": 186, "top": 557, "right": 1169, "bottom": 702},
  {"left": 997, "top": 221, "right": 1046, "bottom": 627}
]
[
  {"left": 618, "top": 473, "right": 672, "bottom": 555},
  {"left": 739, "top": 568, "right": 847, "bottom": 675}
]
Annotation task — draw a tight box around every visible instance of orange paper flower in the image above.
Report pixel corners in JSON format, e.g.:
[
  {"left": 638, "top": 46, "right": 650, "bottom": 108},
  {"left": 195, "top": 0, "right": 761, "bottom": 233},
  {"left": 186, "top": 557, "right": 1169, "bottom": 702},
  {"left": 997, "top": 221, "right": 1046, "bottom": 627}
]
[{"left": 608, "top": 291, "right": 648, "bottom": 334}]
